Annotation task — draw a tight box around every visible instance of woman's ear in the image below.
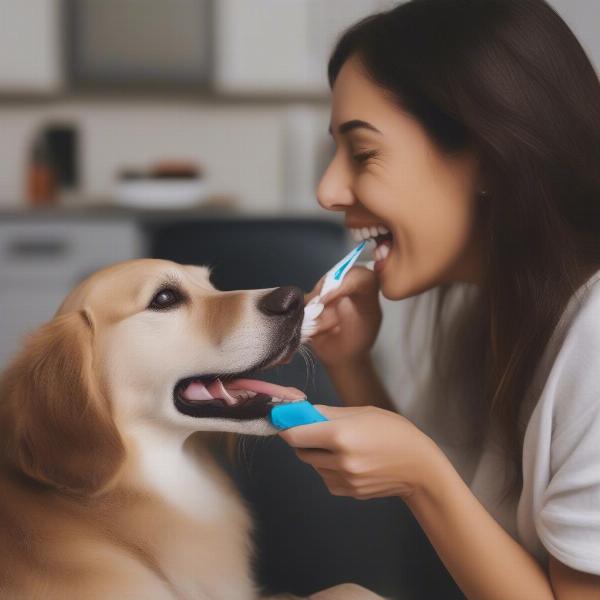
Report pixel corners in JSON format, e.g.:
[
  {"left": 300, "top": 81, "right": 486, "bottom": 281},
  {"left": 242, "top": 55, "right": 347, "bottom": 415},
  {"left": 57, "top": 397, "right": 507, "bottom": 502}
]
[{"left": 0, "top": 310, "right": 125, "bottom": 495}]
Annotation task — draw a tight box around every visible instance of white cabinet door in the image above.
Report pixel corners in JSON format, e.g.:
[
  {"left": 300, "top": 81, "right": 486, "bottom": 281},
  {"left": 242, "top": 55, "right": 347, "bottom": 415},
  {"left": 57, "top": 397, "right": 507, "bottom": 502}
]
[
  {"left": 0, "top": 220, "right": 143, "bottom": 368},
  {"left": 0, "top": 0, "right": 62, "bottom": 93},
  {"left": 214, "top": 0, "right": 399, "bottom": 95}
]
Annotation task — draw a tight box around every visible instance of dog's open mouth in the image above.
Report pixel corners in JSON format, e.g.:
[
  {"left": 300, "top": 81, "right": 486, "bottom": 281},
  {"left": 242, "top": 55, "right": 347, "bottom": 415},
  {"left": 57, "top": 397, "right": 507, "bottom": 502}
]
[
  {"left": 174, "top": 375, "right": 306, "bottom": 420},
  {"left": 174, "top": 305, "right": 305, "bottom": 421}
]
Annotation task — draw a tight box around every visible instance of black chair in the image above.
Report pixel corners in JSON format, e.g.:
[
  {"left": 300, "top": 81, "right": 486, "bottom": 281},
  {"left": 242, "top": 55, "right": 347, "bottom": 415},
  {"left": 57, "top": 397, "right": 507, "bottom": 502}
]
[{"left": 148, "top": 217, "right": 464, "bottom": 600}]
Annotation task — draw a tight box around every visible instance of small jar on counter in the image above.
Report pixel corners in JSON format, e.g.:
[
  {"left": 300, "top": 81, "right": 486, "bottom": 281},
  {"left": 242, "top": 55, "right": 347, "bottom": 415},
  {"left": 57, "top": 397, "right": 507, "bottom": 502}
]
[{"left": 26, "top": 134, "right": 57, "bottom": 206}]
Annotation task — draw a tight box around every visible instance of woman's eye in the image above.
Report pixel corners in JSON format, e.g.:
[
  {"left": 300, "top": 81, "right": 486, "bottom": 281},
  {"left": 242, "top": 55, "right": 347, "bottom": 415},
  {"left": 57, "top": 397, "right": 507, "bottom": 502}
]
[
  {"left": 353, "top": 150, "right": 379, "bottom": 164},
  {"left": 148, "top": 288, "right": 182, "bottom": 311}
]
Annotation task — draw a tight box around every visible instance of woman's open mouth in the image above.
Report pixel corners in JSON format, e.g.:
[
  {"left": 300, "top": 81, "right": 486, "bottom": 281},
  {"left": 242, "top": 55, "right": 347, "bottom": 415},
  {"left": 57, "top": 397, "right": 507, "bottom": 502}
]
[
  {"left": 349, "top": 224, "right": 393, "bottom": 271},
  {"left": 174, "top": 374, "right": 306, "bottom": 420}
]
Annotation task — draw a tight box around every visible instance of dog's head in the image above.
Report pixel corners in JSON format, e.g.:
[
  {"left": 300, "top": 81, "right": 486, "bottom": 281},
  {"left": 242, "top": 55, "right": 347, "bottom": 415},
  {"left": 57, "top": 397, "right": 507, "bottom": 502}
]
[{"left": 0, "top": 259, "right": 305, "bottom": 494}]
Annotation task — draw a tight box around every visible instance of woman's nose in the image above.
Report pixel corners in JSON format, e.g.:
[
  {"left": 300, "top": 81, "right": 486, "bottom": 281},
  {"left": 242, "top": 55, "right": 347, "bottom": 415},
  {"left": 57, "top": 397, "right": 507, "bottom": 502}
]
[{"left": 316, "top": 157, "right": 355, "bottom": 212}]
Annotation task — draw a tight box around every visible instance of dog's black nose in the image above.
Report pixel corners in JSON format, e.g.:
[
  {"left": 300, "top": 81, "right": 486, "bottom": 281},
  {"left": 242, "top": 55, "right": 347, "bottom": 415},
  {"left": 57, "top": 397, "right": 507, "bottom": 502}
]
[{"left": 258, "top": 286, "right": 303, "bottom": 317}]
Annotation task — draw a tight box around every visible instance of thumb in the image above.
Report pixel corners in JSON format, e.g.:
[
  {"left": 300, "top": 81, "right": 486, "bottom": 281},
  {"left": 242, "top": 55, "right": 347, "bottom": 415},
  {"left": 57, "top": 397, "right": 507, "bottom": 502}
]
[
  {"left": 320, "top": 267, "right": 378, "bottom": 306},
  {"left": 313, "top": 404, "right": 371, "bottom": 419}
]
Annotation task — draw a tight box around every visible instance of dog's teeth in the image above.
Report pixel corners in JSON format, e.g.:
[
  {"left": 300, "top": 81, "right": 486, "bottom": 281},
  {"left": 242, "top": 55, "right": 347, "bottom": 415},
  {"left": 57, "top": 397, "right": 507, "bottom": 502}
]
[
  {"left": 230, "top": 390, "right": 257, "bottom": 400},
  {"left": 270, "top": 396, "right": 306, "bottom": 405}
]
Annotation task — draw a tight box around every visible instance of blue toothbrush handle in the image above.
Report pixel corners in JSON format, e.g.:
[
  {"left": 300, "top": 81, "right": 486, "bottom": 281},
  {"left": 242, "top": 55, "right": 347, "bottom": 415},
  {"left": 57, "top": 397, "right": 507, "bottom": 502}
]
[{"left": 270, "top": 401, "right": 329, "bottom": 430}]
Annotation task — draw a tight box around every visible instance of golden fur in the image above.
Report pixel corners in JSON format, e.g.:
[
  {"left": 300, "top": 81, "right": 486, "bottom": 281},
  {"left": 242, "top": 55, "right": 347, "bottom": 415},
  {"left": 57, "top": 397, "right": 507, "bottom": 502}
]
[{"left": 0, "top": 259, "right": 380, "bottom": 600}]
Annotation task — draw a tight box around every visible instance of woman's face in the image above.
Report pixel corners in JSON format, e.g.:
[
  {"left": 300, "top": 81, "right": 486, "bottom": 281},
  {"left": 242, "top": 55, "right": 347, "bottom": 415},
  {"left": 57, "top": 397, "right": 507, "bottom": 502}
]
[{"left": 317, "top": 55, "right": 483, "bottom": 299}]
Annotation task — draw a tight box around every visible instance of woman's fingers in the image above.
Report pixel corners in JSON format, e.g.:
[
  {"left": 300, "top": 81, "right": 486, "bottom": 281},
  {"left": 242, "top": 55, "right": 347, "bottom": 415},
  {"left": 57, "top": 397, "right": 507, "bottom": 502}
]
[
  {"left": 278, "top": 421, "right": 332, "bottom": 448},
  {"left": 308, "top": 286, "right": 366, "bottom": 334},
  {"left": 295, "top": 448, "right": 337, "bottom": 469},
  {"left": 313, "top": 404, "right": 371, "bottom": 419},
  {"left": 307, "top": 305, "right": 339, "bottom": 335},
  {"left": 321, "top": 267, "right": 377, "bottom": 305},
  {"left": 278, "top": 405, "right": 373, "bottom": 449},
  {"left": 305, "top": 266, "right": 376, "bottom": 307}
]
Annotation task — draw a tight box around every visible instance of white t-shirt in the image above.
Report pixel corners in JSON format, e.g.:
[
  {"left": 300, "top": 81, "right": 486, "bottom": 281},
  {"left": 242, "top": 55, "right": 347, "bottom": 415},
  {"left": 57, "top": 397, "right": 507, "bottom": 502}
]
[{"left": 375, "top": 270, "right": 600, "bottom": 575}]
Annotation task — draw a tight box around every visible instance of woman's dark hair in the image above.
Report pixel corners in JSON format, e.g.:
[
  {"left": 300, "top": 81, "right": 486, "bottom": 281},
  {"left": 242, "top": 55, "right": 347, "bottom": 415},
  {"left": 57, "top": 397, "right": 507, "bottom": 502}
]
[{"left": 329, "top": 0, "right": 600, "bottom": 495}]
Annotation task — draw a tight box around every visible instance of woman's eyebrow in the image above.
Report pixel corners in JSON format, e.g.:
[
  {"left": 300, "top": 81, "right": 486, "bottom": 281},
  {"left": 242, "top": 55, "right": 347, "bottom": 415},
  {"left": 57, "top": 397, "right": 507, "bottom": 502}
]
[{"left": 328, "top": 119, "right": 383, "bottom": 136}]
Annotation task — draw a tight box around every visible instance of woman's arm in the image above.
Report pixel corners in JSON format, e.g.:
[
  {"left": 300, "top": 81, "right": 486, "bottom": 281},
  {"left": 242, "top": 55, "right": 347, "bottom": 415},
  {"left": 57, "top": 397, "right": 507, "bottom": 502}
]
[
  {"left": 406, "top": 449, "right": 555, "bottom": 600},
  {"left": 279, "top": 406, "right": 600, "bottom": 600},
  {"left": 407, "top": 449, "right": 600, "bottom": 600}
]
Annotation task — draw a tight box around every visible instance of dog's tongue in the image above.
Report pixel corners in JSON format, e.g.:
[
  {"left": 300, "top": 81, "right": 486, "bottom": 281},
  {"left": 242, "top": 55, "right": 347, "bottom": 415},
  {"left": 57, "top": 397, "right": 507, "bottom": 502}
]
[
  {"left": 225, "top": 378, "right": 306, "bottom": 401},
  {"left": 181, "top": 378, "right": 305, "bottom": 405}
]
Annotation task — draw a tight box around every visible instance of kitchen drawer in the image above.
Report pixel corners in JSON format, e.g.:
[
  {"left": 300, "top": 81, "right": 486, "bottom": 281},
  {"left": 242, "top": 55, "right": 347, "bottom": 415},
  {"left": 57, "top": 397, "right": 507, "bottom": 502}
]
[
  {"left": 0, "top": 221, "right": 143, "bottom": 285},
  {"left": 0, "top": 219, "right": 144, "bottom": 369}
]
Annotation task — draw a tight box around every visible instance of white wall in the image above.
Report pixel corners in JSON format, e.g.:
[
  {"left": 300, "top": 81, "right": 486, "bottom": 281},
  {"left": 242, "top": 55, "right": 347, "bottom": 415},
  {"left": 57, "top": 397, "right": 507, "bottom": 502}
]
[
  {"left": 0, "top": 0, "right": 597, "bottom": 213},
  {"left": 548, "top": 0, "right": 600, "bottom": 73},
  {"left": 0, "top": 101, "right": 330, "bottom": 212}
]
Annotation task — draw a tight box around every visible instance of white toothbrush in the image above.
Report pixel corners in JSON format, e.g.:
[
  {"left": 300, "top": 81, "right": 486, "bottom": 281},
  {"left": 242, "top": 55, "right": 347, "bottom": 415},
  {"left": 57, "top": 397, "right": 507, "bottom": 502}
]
[{"left": 301, "top": 241, "right": 371, "bottom": 340}]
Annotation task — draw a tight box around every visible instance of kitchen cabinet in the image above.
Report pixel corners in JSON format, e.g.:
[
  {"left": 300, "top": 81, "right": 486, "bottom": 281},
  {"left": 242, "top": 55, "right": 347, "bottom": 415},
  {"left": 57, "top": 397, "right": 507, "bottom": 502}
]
[
  {"left": 0, "top": 218, "right": 142, "bottom": 367},
  {"left": 0, "top": 0, "right": 63, "bottom": 93}
]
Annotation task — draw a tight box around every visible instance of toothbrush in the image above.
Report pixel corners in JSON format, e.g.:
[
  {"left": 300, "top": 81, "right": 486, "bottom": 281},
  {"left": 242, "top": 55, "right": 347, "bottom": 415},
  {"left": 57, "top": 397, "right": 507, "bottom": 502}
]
[
  {"left": 270, "top": 243, "right": 371, "bottom": 429},
  {"left": 270, "top": 400, "right": 329, "bottom": 430},
  {"left": 301, "top": 240, "right": 370, "bottom": 340}
]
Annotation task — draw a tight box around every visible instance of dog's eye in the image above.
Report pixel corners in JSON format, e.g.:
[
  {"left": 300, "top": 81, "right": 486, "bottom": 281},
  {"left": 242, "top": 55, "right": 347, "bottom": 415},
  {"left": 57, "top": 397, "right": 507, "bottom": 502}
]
[{"left": 148, "top": 287, "right": 183, "bottom": 311}]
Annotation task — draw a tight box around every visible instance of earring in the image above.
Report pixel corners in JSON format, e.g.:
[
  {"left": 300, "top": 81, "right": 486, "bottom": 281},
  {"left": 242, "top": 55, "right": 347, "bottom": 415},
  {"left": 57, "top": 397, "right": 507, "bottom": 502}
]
[{"left": 479, "top": 189, "right": 488, "bottom": 197}]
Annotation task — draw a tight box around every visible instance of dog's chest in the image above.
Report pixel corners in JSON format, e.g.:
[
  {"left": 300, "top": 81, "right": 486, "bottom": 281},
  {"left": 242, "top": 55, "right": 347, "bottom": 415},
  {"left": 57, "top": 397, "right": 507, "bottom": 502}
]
[
  {"left": 127, "top": 429, "right": 254, "bottom": 599},
  {"left": 136, "top": 439, "right": 227, "bottom": 521}
]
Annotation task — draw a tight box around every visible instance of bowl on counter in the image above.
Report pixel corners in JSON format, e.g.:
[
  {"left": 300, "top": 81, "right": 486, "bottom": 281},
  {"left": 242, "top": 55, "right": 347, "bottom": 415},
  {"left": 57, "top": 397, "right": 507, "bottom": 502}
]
[{"left": 112, "top": 162, "right": 210, "bottom": 209}]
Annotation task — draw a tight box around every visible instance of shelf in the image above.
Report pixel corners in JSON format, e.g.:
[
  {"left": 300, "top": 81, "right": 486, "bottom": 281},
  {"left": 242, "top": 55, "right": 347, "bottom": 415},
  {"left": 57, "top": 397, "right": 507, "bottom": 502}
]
[{"left": 0, "top": 88, "right": 331, "bottom": 107}]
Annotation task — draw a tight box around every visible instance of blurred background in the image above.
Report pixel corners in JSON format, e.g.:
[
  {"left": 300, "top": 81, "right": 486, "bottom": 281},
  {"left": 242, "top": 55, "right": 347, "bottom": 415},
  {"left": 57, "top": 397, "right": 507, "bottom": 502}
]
[
  {"left": 0, "top": 0, "right": 598, "bottom": 366},
  {"left": 0, "top": 0, "right": 403, "bottom": 368},
  {"left": 0, "top": 0, "right": 402, "bottom": 216},
  {"left": 0, "top": 1, "right": 598, "bottom": 598}
]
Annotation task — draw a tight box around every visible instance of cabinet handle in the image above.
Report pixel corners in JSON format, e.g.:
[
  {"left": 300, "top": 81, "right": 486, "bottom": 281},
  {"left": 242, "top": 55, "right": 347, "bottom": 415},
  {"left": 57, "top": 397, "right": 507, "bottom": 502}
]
[{"left": 6, "top": 239, "right": 69, "bottom": 258}]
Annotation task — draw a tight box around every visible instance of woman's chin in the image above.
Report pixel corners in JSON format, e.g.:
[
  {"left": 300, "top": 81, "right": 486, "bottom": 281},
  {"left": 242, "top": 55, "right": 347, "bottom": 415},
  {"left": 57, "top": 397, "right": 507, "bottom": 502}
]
[
  {"left": 376, "top": 258, "right": 422, "bottom": 301},
  {"left": 375, "top": 256, "right": 402, "bottom": 299}
]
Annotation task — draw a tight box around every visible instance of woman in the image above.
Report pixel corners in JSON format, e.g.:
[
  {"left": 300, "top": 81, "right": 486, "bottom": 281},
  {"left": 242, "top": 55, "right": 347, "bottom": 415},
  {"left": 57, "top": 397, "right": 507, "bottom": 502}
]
[{"left": 279, "top": 0, "right": 600, "bottom": 598}]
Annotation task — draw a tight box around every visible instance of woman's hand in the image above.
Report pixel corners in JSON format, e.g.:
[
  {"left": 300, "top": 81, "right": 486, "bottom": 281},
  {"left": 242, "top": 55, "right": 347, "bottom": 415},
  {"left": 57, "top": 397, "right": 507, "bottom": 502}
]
[
  {"left": 278, "top": 404, "right": 442, "bottom": 500},
  {"left": 304, "top": 267, "right": 382, "bottom": 367}
]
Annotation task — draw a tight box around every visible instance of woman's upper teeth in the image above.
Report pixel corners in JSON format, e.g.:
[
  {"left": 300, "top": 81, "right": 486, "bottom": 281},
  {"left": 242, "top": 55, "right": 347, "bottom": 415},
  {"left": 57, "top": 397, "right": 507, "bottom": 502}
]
[{"left": 349, "top": 225, "right": 390, "bottom": 242}]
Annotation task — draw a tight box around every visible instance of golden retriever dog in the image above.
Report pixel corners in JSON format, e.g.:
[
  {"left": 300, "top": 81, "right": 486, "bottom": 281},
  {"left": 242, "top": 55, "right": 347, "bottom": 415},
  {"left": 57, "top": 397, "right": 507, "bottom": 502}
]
[{"left": 0, "top": 259, "right": 381, "bottom": 600}]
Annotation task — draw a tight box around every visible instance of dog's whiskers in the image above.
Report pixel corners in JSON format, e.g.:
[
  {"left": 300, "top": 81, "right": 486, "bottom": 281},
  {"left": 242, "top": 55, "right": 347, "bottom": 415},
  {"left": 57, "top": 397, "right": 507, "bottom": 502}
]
[
  {"left": 236, "top": 434, "right": 263, "bottom": 476},
  {"left": 298, "top": 344, "right": 317, "bottom": 392},
  {"left": 235, "top": 435, "right": 249, "bottom": 473}
]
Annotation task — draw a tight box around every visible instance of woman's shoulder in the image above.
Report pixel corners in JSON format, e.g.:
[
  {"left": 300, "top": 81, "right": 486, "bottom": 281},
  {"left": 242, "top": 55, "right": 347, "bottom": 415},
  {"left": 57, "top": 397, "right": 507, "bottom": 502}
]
[
  {"left": 525, "top": 271, "right": 600, "bottom": 578},
  {"left": 538, "top": 268, "right": 600, "bottom": 435},
  {"left": 560, "top": 267, "right": 600, "bottom": 355}
]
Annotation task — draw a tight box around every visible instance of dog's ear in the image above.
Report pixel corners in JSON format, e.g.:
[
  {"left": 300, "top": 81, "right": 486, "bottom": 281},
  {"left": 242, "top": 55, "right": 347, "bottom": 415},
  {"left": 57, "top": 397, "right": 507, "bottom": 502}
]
[{"left": 0, "top": 310, "right": 125, "bottom": 495}]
